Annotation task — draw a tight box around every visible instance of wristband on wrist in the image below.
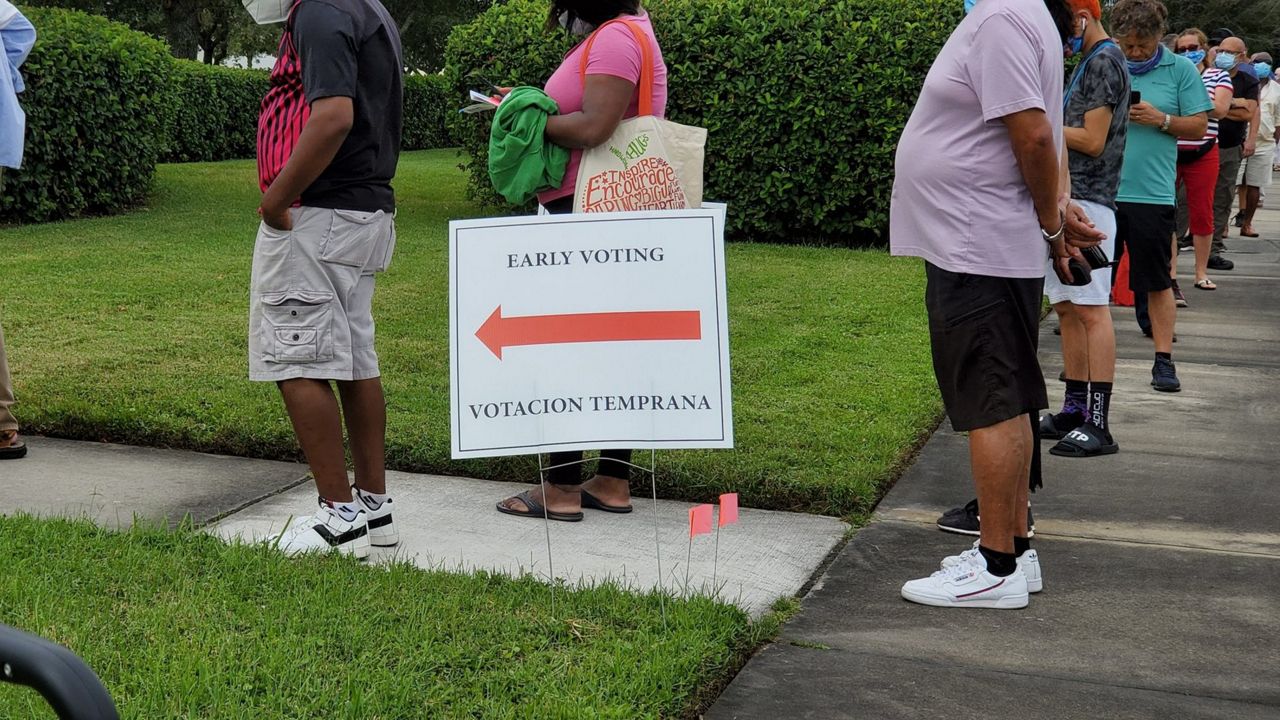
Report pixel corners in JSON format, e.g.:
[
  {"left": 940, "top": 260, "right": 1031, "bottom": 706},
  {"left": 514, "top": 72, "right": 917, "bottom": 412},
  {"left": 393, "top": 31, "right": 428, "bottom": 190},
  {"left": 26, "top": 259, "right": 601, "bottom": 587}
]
[
  {"left": 1041, "top": 210, "right": 1065, "bottom": 243},
  {"left": 1160, "top": 113, "right": 1171, "bottom": 132}
]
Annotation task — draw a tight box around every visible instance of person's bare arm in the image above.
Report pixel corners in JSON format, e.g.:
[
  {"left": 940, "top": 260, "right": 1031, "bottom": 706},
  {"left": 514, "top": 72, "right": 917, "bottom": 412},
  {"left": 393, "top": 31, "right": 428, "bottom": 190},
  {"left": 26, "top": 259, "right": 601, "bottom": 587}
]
[
  {"left": 1208, "top": 85, "right": 1232, "bottom": 120},
  {"left": 1003, "top": 109, "right": 1079, "bottom": 281},
  {"left": 1130, "top": 101, "right": 1208, "bottom": 139},
  {"left": 544, "top": 74, "right": 635, "bottom": 149},
  {"left": 259, "top": 96, "right": 354, "bottom": 231},
  {"left": 1226, "top": 97, "right": 1257, "bottom": 122},
  {"left": 1244, "top": 99, "right": 1261, "bottom": 157},
  {"left": 1064, "top": 105, "right": 1114, "bottom": 158}
]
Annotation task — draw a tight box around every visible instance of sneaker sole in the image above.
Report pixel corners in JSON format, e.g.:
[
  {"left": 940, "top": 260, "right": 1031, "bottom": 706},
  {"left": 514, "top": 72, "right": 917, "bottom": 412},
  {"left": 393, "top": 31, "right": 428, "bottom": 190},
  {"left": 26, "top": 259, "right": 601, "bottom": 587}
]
[
  {"left": 901, "top": 588, "right": 1030, "bottom": 609},
  {"left": 1151, "top": 383, "right": 1182, "bottom": 393}
]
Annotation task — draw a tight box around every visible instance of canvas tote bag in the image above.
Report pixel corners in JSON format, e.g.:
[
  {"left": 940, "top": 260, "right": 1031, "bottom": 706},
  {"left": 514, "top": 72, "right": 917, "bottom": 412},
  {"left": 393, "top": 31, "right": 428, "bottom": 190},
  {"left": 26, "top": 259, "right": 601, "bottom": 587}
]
[{"left": 573, "top": 19, "right": 707, "bottom": 213}]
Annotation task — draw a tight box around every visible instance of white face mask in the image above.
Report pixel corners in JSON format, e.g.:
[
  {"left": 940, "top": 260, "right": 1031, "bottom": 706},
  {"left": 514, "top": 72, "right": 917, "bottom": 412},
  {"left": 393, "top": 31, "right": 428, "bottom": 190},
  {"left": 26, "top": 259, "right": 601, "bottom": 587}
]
[
  {"left": 558, "top": 11, "right": 595, "bottom": 36},
  {"left": 243, "top": 0, "right": 291, "bottom": 25}
]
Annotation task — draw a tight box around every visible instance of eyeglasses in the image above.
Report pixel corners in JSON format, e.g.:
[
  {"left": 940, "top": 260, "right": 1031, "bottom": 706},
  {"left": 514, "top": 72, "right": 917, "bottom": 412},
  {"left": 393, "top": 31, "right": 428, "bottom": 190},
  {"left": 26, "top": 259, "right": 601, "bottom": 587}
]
[{"left": 1176, "top": 44, "right": 1201, "bottom": 52}]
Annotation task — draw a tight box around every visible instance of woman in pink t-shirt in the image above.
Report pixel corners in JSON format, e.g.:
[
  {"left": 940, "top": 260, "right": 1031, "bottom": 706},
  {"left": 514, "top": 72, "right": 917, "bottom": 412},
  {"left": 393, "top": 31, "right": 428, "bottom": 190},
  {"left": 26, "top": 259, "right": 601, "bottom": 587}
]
[{"left": 496, "top": 1, "right": 669, "bottom": 522}]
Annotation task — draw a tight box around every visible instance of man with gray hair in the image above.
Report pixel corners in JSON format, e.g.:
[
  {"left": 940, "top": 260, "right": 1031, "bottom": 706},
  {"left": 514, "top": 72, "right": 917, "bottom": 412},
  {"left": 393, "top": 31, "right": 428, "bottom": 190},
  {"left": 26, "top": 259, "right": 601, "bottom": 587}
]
[
  {"left": 1235, "top": 52, "right": 1276, "bottom": 238},
  {"left": 1207, "top": 34, "right": 1258, "bottom": 267}
]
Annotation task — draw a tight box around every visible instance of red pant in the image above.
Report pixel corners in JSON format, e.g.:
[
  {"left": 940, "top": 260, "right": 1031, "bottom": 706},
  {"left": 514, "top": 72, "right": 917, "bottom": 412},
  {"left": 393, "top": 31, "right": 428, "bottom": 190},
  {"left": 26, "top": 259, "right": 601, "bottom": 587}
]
[{"left": 1177, "top": 144, "right": 1219, "bottom": 237}]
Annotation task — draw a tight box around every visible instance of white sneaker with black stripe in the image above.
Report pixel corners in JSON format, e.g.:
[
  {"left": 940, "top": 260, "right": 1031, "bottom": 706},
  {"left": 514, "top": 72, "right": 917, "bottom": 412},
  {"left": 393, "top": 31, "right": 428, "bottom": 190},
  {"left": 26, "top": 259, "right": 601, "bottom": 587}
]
[
  {"left": 901, "top": 550, "right": 1029, "bottom": 609},
  {"left": 277, "top": 497, "right": 370, "bottom": 560},
  {"left": 357, "top": 489, "right": 399, "bottom": 547}
]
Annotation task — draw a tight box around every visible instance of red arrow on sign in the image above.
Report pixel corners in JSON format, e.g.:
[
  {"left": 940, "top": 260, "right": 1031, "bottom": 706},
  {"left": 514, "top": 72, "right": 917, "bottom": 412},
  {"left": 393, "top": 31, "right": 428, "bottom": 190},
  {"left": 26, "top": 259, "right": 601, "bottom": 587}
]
[{"left": 476, "top": 306, "right": 702, "bottom": 360}]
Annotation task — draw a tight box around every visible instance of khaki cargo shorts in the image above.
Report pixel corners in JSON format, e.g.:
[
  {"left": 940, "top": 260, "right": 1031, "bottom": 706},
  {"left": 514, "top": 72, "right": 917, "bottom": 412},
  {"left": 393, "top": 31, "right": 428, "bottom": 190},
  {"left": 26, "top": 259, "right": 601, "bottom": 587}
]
[{"left": 248, "top": 206, "right": 396, "bottom": 383}]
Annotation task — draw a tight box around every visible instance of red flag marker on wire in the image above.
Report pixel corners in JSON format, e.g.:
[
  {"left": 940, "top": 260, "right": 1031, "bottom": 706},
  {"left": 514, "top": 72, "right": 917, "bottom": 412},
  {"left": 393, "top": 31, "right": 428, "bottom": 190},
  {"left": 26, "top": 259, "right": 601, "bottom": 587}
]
[
  {"left": 689, "top": 504, "right": 714, "bottom": 537},
  {"left": 718, "top": 493, "right": 739, "bottom": 527}
]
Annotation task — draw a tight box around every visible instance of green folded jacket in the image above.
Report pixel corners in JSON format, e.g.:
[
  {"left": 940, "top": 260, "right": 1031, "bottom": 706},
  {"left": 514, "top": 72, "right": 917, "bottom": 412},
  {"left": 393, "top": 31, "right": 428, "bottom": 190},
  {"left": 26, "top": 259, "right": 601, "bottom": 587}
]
[{"left": 488, "top": 86, "right": 570, "bottom": 205}]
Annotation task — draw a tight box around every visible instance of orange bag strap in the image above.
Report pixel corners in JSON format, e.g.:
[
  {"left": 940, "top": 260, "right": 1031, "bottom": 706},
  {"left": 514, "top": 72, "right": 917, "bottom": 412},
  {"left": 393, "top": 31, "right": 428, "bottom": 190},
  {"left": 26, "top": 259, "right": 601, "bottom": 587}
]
[{"left": 578, "top": 18, "right": 655, "bottom": 118}]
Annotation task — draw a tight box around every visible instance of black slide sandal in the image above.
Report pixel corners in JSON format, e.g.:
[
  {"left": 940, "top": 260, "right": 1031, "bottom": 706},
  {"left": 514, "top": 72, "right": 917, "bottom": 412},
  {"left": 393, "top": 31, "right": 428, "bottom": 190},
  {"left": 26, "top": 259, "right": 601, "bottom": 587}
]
[
  {"left": 0, "top": 432, "right": 26, "bottom": 460},
  {"left": 1049, "top": 426, "right": 1119, "bottom": 458},
  {"left": 495, "top": 489, "right": 584, "bottom": 522},
  {"left": 581, "top": 490, "right": 633, "bottom": 514}
]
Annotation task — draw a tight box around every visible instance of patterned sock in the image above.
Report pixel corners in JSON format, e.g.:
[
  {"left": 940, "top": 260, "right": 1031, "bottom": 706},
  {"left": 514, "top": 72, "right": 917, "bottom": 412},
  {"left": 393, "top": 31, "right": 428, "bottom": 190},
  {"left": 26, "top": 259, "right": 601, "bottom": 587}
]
[
  {"left": 1061, "top": 379, "right": 1089, "bottom": 421},
  {"left": 356, "top": 488, "right": 390, "bottom": 511},
  {"left": 326, "top": 498, "right": 362, "bottom": 522}
]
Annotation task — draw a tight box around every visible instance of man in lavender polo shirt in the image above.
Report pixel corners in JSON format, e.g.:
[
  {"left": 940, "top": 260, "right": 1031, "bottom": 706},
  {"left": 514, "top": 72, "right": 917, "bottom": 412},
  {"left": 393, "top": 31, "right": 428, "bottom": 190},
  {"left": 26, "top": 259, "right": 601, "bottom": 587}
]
[{"left": 890, "top": 0, "right": 1101, "bottom": 609}]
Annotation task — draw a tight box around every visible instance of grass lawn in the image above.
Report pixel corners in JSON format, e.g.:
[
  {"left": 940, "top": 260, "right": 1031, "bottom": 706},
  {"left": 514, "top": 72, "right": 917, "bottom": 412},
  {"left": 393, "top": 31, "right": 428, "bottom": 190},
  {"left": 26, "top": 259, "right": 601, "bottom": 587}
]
[
  {"left": 0, "top": 515, "right": 769, "bottom": 719},
  {"left": 0, "top": 149, "right": 940, "bottom": 516}
]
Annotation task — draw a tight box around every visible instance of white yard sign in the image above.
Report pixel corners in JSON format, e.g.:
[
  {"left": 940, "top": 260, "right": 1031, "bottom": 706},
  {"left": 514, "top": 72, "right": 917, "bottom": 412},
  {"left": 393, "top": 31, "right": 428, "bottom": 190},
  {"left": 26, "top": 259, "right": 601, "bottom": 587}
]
[{"left": 449, "top": 207, "right": 733, "bottom": 459}]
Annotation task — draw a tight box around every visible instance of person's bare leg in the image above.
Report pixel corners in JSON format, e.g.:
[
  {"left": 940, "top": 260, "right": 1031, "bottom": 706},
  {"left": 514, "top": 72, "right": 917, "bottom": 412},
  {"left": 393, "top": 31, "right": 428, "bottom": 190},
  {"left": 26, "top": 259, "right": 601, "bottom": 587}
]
[
  {"left": 581, "top": 474, "right": 632, "bottom": 506},
  {"left": 1168, "top": 235, "right": 1179, "bottom": 280},
  {"left": 279, "top": 378, "right": 353, "bottom": 502},
  {"left": 1078, "top": 305, "right": 1116, "bottom": 383},
  {"left": 1055, "top": 302, "right": 1088, "bottom": 381},
  {"left": 970, "top": 414, "right": 1030, "bottom": 555},
  {"left": 1193, "top": 233, "right": 1213, "bottom": 283},
  {"left": 337, "top": 378, "right": 386, "bottom": 495},
  {"left": 1241, "top": 186, "right": 1262, "bottom": 234},
  {"left": 1148, "top": 289, "right": 1176, "bottom": 355}
]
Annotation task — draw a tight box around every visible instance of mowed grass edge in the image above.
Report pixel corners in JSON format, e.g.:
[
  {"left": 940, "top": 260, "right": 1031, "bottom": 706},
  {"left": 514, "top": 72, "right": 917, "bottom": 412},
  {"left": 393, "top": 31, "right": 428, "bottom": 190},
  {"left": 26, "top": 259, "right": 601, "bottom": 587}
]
[
  {"left": 0, "top": 150, "right": 941, "bottom": 517},
  {"left": 0, "top": 514, "right": 790, "bottom": 719}
]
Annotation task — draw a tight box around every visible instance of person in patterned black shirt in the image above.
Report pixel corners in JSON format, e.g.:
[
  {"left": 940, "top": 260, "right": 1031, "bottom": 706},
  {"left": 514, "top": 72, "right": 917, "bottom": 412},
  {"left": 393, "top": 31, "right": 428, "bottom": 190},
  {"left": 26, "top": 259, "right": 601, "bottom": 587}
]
[
  {"left": 1040, "top": 0, "right": 1129, "bottom": 458},
  {"left": 243, "top": 0, "right": 405, "bottom": 559}
]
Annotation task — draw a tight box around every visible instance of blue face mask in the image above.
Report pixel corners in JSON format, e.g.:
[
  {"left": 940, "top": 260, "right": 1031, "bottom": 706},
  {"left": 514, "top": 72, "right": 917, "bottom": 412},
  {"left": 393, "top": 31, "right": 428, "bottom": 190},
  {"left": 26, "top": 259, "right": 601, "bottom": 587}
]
[
  {"left": 1214, "top": 51, "right": 1238, "bottom": 71},
  {"left": 964, "top": 0, "right": 978, "bottom": 14},
  {"left": 1066, "top": 35, "right": 1083, "bottom": 56},
  {"left": 1128, "top": 45, "right": 1164, "bottom": 76},
  {"left": 1256, "top": 62, "right": 1273, "bottom": 81},
  {"left": 1180, "top": 49, "right": 1206, "bottom": 65}
]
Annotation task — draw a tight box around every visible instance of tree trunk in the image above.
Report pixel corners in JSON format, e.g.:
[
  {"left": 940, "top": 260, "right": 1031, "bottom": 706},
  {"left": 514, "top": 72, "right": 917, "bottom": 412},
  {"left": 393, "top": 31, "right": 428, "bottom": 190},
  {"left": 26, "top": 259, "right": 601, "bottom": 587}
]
[{"left": 164, "top": 0, "right": 201, "bottom": 60}]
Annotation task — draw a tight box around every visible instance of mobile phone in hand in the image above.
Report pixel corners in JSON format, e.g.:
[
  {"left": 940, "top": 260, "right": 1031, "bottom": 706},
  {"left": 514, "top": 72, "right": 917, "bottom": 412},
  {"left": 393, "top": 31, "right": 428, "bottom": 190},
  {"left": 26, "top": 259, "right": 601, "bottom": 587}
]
[{"left": 1130, "top": 90, "right": 1141, "bottom": 105}]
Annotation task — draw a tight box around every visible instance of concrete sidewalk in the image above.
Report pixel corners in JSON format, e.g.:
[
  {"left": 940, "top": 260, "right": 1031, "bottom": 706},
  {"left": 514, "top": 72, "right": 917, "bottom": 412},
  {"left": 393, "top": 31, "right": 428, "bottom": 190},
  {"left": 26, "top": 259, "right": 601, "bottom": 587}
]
[
  {"left": 1, "top": 437, "right": 845, "bottom": 618},
  {"left": 710, "top": 204, "right": 1280, "bottom": 717}
]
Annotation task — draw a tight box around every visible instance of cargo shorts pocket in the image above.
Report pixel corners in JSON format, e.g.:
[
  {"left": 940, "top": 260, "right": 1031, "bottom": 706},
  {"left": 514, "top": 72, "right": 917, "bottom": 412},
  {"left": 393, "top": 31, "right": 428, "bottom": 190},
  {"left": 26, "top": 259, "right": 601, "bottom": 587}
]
[
  {"left": 321, "top": 210, "right": 386, "bottom": 268},
  {"left": 260, "top": 290, "right": 335, "bottom": 363}
]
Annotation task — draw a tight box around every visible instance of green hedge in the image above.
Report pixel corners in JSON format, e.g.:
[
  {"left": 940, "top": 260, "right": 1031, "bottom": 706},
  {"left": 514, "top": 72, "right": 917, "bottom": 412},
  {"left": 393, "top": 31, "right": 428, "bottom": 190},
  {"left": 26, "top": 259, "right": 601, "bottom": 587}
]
[
  {"left": 404, "top": 74, "right": 455, "bottom": 151},
  {"left": 163, "top": 68, "right": 454, "bottom": 164},
  {"left": 0, "top": 7, "right": 172, "bottom": 224},
  {"left": 445, "top": 0, "right": 961, "bottom": 245},
  {"left": 163, "top": 61, "right": 269, "bottom": 163}
]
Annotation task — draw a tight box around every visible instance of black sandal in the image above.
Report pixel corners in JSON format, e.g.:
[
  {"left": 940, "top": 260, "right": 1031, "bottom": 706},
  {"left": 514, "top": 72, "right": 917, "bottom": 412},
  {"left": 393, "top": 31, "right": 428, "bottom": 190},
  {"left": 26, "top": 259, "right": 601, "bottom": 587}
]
[
  {"left": 1039, "top": 413, "right": 1081, "bottom": 441},
  {"left": 581, "top": 490, "right": 633, "bottom": 514},
  {"left": 1049, "top": 424, "right": 1119, "bottom": 458},
  {"left": 495, "top": 489, "right": 584, "bottom": 522},
  {"left": 0, "top": 431, "right": 26, "bottom": 460}
]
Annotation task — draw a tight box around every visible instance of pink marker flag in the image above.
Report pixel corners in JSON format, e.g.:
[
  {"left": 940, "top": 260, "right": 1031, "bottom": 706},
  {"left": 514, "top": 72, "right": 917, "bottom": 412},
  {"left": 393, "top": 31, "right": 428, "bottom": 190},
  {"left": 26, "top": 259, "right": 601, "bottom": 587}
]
[
  {"left": 689, "top": 504, "right": 714, "bottom": 537},
  {"left": 719, "top": 493, "right": 739, "bottom": 527}
]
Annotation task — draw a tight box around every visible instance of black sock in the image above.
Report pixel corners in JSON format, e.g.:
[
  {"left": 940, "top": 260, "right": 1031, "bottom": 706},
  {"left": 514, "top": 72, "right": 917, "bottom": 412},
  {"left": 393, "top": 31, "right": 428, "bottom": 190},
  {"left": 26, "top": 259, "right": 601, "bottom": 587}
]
[
  {"left": 1088, "top": 382, "right": 1113, "bottom": 433},
  {"left": 978, "top": 545, "right": 1017, "bottom": 577},
  {"left": 1060, "top": 379, "right": 1089, "bottom": 421},
  {"left": 1156, "top": 352, "right": 1172, "bottom": 362},
  {"left": 1014, "top": 536, "right": 1032, "bottom": 556}
]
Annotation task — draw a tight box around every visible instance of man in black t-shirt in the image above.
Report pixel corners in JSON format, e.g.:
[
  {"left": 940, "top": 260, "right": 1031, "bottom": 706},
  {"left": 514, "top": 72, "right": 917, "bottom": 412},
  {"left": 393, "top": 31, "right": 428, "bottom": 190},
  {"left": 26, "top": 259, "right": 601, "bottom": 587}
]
[
  {"left": 1209, "top": 35, "right": 1259, "bottom": 270},
  {"left": 244, "top": 0, "right": 405, "bottom": 558}
]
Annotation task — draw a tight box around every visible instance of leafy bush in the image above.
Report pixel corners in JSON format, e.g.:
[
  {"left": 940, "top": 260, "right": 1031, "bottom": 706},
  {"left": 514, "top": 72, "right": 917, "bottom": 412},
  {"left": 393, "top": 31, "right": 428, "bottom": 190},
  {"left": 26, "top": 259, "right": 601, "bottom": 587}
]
[
  {"left": 163, "top": 60, "right": 269, "bottom": 163},
  {"left": 444, "top": 0, "right": 961, "bottom": 245},
  {"left": 403, "top": 73, "right": 455, "bottom": 151},
  {"left": 0, "top": 6, "right": 172, "bottom": 224}
]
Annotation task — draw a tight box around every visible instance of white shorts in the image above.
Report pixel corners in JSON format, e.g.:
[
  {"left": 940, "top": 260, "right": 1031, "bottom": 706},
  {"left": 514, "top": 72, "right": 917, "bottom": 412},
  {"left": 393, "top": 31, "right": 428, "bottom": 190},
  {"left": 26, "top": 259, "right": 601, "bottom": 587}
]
[
  {"left": 1044, "top": 198, "right": 1116, "bottom": 307},
  {"left": 1239, "top": 143, "right": 1275, "bottom": 188},
  {"left": 248, "top": 206, "right": 396, "bottom": 382}
]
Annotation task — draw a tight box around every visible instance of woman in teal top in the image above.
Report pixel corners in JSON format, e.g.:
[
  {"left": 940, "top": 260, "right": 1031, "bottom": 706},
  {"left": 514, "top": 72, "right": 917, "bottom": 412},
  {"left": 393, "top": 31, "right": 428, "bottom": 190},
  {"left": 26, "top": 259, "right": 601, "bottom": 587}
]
[{"left": 1110, "top": 0, "right": 1210, "bottom": 393}]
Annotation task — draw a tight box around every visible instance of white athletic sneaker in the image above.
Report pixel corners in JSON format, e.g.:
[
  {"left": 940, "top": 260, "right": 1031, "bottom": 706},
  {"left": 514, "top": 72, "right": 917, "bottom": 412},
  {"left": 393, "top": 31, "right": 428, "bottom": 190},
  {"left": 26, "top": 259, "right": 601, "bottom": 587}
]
[
  {"left": 939, "top": 541, "right": 1044, "bottom": 594},
  {"left": 276, "top": 497, "right": 370, "bottom": 560},
  {"left": 357, "top": 490, "right": 399, "bottom": 547},
  {"left": 902, "top": 552, "right": 1029, "bottom": 609}
]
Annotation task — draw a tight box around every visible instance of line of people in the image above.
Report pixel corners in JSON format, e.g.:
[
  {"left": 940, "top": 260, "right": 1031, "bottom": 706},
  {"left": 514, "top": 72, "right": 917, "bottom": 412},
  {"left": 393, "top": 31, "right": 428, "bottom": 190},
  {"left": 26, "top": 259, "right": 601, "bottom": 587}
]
[{"left": 890, "top": 0, "right": 1271, "bottom": 609}]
